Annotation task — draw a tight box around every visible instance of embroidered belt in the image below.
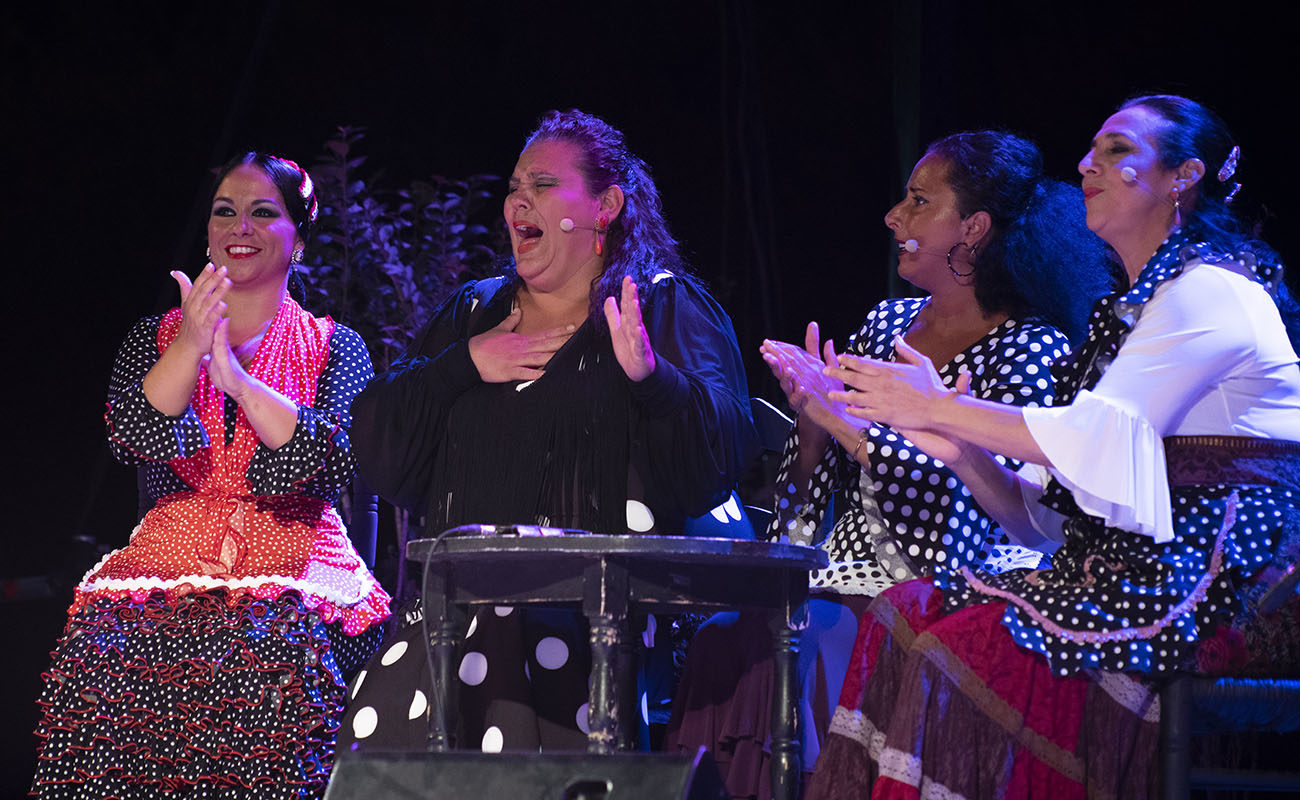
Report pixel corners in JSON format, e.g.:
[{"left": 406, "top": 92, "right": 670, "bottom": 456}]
[{"left": 1164, "top": 435, "right": 1300, "bottom": 492}]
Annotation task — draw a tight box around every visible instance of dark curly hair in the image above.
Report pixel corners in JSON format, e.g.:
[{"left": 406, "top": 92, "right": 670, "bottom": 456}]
[
  {"left": 510, "top": 109, "right": 697, "bottom": 323},
  {"left": 1122, "top": 94, "right": 1298, "bottom": 349},
  {"left": 925, "top": 131, "right": 1117, "bottom": 343}
]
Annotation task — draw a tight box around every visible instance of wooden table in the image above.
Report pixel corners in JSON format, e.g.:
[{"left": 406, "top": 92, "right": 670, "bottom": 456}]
[{"left": 408, "top": 528, "right": 827, "bottom": 800}]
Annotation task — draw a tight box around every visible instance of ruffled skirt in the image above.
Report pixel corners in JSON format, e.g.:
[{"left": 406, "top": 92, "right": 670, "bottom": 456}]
[{"left": 31, "top": 590, "right": 370, "bottom": 799}]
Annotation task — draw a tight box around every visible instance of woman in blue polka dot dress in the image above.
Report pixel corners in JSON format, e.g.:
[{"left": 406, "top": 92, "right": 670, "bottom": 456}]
[
  {"left": 31, "top": 154, "right": 391, "bottom": 799},
  {"left": 666, "top": 131, "right": 1114, "bottom": 795},
  {"left": 806, "top": 96, "right": 1300, "bottom": 800}
]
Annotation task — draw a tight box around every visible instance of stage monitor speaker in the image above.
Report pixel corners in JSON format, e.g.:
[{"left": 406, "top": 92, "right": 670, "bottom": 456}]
[{"left": 324, "top": 749, "right": 730, "bottom": 800}]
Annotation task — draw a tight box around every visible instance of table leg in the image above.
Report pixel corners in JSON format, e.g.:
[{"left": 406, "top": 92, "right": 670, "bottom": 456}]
[
  {"left": 584, "top": 558, "right": 630, "bottom": 754},
  {"left": 421, "top": 566, "right": 461, "bottom": 752},
  {"left": 770, "top": 601, "right": 804, "bottom": 800},
  {"left": 588, "top": 612, "right": 622, "bottom": 754},
  {"left": 617, "top": 618, "right": 639, "bottom": 751}
]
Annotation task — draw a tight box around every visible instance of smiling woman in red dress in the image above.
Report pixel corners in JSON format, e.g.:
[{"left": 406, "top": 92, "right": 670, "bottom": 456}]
[{"left": 31, "top": 153, "right": 390, "bottom": 800}]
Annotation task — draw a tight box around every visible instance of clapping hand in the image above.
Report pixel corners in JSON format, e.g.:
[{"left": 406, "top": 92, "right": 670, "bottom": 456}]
[
  {"left": 760, "top": 322, "right": 841, "bottom": 419},
  {"left": 762, "top": 322, "right": 852, "bottom": 450},
  {"left": 827, "top": 336, "right": 970, "bottom": 464},
  {"left": 604, "top": 276, "right": 656, "bottom": 382},
  {"left": 170, "top": 263, "right": 230, "bottom": 362},
  {"left": 205, "top": 317, "right": 256, "bottom": 401}
]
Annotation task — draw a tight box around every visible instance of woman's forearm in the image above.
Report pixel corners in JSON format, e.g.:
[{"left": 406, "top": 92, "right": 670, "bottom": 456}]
[
  {"left": 231, "top": 378, "right": 299, "bottom": 450},
  {"left": 141, "top": 342, "right": 204, "bottom": 418},
  {"left": 945, "top": 442, "right": 1054, "bottom": 548},
  {"left": 931, "top": 392, "right": 1051, "bottom": 467},
  {"left": 786, "top": 414, "right": 833, "bottom": 501}
]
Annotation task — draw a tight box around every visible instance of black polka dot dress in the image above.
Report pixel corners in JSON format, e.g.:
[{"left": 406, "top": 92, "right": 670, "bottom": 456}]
[
  {"left": 32, "top": 299, "right": 390, "bottom": 799},
  {"left": 770, "top": 298, "right": 1068, "bottom": 595}
]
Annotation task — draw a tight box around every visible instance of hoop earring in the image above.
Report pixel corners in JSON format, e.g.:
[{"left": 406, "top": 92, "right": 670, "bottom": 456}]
[
  {"left": 291, "top": 248, "right": 304, "bottom": 264},
  {"left": 594, "top": 215, "right": 609, "bottom": 257},
  {"left": 946, "top": 242, "right": 976, "bottom": 278}
]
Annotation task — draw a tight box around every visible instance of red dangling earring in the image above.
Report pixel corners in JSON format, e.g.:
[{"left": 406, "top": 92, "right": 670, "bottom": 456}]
[{"left": 594, "top": 215, "right": 609, "bottom": 256}]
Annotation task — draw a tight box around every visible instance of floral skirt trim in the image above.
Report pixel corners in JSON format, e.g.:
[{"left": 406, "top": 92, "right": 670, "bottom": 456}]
[{"left": 32, "top": 590, "right": 345, "bottom": 799}]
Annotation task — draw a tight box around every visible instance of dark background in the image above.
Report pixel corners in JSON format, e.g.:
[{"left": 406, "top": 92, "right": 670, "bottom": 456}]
[{"left": 3, "top": 1, "right": 1295, "bottom": 791}]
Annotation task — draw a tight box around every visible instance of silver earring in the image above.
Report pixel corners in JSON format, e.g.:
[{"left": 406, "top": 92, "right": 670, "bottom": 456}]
[
  {"left": 291, "top": 248, "right": 304, "bottom": 264},
  {"left": 206, "top": 246, "right": 211, "bottom": 260}
]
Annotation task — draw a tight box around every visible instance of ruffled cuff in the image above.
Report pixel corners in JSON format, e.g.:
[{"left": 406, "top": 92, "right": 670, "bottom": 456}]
[
  {"left": 247, "top": 405, "right": 354, "bottom": 498},
  {"left": 1023, "top": 389, "right": 1173, "bottom": 542},
  {"left": 105, "top": 382, "right": 209, "bottom": 463}
]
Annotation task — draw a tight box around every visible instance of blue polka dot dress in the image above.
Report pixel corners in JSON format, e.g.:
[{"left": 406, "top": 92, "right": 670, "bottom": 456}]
[{"left": 945, "top": 231, "right": 1300, "bottom": 677}]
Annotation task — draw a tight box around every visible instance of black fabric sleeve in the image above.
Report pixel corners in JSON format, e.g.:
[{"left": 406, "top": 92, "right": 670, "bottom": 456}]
[
  {"left": 104, "top": 315, "right": 209, "bottom": 465},
  {"left": 350, "top": 281, "right": 499, "bottom": 510},
  {"left": 627, "top": 275, "right": 759, "bottom": 518}
]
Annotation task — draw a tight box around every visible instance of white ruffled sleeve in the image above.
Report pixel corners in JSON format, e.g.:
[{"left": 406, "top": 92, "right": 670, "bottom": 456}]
[
  {"left": 1019, "top": 262, "right": 1261, "bottom": 543},
  {"left": 1023, "top": 391, "right": 1171, "bottom": 540}
]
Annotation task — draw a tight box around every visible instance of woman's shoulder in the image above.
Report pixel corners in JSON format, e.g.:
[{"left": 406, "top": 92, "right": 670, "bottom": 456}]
[
  {"left": 638, "top": 268, "right": 731, "bottom": 319},
  {"left": 327, "top": 321, "right": 368, "bottom": 354},
  {"left": 997, "top": 316, "right": 1071, "bottom": 348},
  {"left": 977, "top": 317, "right": 1072, "bottom": 374},
  {"left": 844, "top": 298, "right": 925, "bottom": 356},
  {"left": 119, "top": 313, "right": 167, "bottom": 348}
]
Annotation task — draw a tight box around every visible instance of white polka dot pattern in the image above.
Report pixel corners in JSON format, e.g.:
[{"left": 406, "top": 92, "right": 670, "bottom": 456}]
[
  {"left": 90, "top": 309, "right": 390, "bottom": 636},
  {"left": 944, "top": 233, "right": 1300, "bottom": 676},
  {"left": 769, "top": 298, "right": 1066, "bottom": 596}
]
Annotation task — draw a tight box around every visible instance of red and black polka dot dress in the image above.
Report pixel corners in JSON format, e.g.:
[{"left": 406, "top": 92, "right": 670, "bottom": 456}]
[{"left": 31, "top": 297, "right": 390, "bottom": 799}]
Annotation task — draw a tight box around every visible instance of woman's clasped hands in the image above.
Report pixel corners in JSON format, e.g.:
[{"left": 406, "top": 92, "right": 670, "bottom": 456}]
[
  {"left": 169, "top": 263, "right": 230, "bottom": 363},
  {"left": 168, "top": 264, "right": 261, "bottom": 402}
]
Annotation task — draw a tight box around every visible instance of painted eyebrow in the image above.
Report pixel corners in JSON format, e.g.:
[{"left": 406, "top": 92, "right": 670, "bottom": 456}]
[
  {"left": 1089, "top": 132, "right": 1131, "bottom": 148},
  {"left": 212, "top": 196, "right": 282, "bottom": 207}
]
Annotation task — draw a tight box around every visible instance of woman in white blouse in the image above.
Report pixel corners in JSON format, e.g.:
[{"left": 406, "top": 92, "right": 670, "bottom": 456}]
[{"left": 804, "top": 95, "right": 1300, "bottom": 800}]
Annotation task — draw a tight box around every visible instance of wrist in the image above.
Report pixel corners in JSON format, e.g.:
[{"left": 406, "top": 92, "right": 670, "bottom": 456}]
[
  {"left": 851, "top": 428, "right": 871, "bottom": 464},
  {"left": 226, "top": 373, "right": 260, "bottom": 406},
  {"left": 926, "top": 387, "right": 962, "bottom": 434},
  {"left": 167, "top": 338, "right": 207, "bottom": 368}
]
